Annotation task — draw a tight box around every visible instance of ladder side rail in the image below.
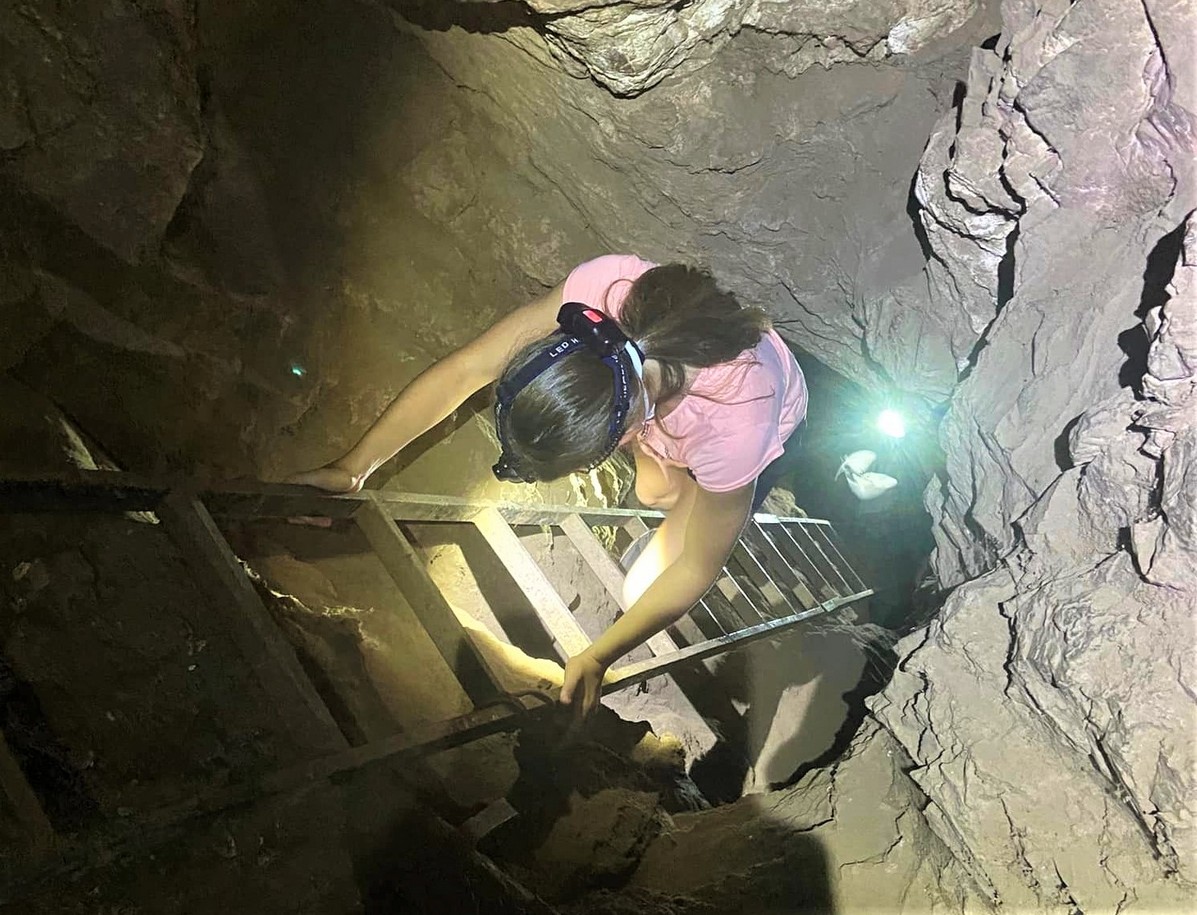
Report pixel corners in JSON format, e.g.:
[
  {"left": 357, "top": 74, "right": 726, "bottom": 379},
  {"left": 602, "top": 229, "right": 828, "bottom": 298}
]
[
  {"left": 472, "top": 508, "right": 591, "bottom": 660},
  {"left": 157, "top": 492, "right": 348, "bottom": 755},
  {"left": 604, "top": 589, "right": 875, "bottom": 694},
  {"left": 354, "top": 499, "right": 506, "bottom": 705}
]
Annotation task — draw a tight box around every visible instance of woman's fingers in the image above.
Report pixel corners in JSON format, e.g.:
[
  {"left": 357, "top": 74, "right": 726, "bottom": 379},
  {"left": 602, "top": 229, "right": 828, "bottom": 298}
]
[
  {"left": 282, "top": 465, "right": 364, "bottom": 526},
  {"left": 286, "top": 515, "right": 334, "bottom": 528},
  {"left": 285, "top": 466, "right": 359, "bottom": 492},
  {"left": 559, "top": 669, "right": 577, "bottom": 706},
  {"left": 560, "top": 654, "right": 608, "bottom": 723}
]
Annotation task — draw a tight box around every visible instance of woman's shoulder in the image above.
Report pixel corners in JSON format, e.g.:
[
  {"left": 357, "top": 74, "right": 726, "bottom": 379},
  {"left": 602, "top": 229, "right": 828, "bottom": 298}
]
[{"left": 562, "top": 254, "right": 658, "bottom": 316}]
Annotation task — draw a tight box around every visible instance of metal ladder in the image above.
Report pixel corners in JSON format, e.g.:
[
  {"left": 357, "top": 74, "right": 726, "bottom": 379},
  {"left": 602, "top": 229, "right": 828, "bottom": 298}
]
[{"left": 0, "top": 471, "right": 872, "bottom": 868}]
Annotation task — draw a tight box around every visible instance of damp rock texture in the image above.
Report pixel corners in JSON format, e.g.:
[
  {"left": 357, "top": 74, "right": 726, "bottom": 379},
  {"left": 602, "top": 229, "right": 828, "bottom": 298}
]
[
  {"left": 916, "top": 0, "right": 1196, "bottom": 586},
  {"left": 623, "top": 722, "right": 986, "bottom": 913},
  {"left": 0, "top": 0, "right": 203, "bottom": 264},
  {"left": 456, "top": 0, "right": 979, "bottom": 96},
  {"left": 867, "top": 0, "right": 1197, "bottom": 910}
]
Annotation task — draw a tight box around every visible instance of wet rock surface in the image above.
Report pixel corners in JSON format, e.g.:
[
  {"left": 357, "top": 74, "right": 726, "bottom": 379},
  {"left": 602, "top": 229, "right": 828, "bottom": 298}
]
[
  {"left": 433, "top": 0, "right": 979, "bottom": 97},
  {"left": 0, "top": 0, "right": 203, "bottom": 264},
  {"left": 867, "top": 0, "right": 1197, "bottom": 909}
]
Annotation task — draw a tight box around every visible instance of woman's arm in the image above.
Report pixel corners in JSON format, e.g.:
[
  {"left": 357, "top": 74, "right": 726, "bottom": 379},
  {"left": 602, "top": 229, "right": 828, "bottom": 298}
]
[
  {"left": 560, "top": 481, "right": 754, "bottom": 716},
  {"left": 289, "top": 282, "right": 565, "bottom": 491}
]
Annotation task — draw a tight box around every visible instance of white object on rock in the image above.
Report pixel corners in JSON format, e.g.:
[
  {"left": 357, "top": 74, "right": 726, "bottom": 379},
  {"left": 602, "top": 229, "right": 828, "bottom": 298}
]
[
  {"left": 836, "top": 450, "right": 877, "bottom": 477},
  {"left": 837, "top": 451, "right": 898, "bottom": 500}
]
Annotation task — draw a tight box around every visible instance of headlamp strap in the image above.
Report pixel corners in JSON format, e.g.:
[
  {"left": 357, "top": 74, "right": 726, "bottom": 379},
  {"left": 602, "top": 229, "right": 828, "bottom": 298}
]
[{"left": 493, "top": 304, "right": 646, "bottom": 481}]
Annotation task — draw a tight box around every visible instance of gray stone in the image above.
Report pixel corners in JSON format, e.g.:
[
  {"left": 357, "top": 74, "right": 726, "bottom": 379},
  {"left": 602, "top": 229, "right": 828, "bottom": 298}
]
[
  {"left": 0, "top": 0, "right": 203, "bottom": 263},
  {"left": 922, "top": 0, "right": 1196, "bottom": 586},
  {"left": 868, "top": 1, "right": 1197, "bottom": 906},
  {"left": 475, "top": 0, "right": 980, "bottom": 96}
]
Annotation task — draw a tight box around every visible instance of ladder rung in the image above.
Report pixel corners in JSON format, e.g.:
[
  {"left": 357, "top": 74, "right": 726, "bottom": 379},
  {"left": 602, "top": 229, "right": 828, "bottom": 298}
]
[
  {"left": 729, "top": 543, "right": 793, "bottom": 616},
  {"left": 472, "top": 508, "right": 590, "bottom": 659},
  {"left": 790, "top": 522, "right": 853, "bottom": 595},
  {"left": 811, "top": 524, "right": 869, "bottom": 593},
  {"left": 743, "top": 523, "right": 813, "bottom": 611},
  {"left": 354, "top": 499, "right": 505, "bottom": 705},
  {"left": 606, "top": 589, "right": 875, "bottom": 693},
  {"left": 773, "top": 523, "right": 840, "bottom": 600},
  {"left": 715, "top": 570, "right": 768, "bottom": 627}
]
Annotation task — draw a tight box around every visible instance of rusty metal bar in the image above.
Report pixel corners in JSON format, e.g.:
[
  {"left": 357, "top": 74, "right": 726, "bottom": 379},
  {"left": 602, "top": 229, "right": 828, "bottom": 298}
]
[{"left": 604, "top": 589, "right": 875, "bottom": 693}]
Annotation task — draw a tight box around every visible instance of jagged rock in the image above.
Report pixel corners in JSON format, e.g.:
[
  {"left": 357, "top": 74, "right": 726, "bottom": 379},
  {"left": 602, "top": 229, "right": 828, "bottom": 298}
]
[
  {"left": 870, "top": 8, "right": 1197, "bottom": 901},
  {"left": 0, "top": 0, "right": 203, "bottom": 263},
  {"left": 454, "top": 0, "right": 979, "bottom": 97},
  {"left": 874, "top": 549, "right": 1196, "bottom": 911},
  {"left": 626, "top": 721, "right": 986, "bottom": 913},
  {"left": 1132, "top": 219, "right": 1197, "bottom": 590},
  {"left": 921, "top": 0, "right": 1196, "bottom": 586}
]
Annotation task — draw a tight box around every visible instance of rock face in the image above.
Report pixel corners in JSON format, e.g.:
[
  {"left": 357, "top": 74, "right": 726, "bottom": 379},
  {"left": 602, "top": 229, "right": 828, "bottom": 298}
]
[
  {"left": 918, "top": 0, "right": 1196, "bottom": 586},
  {"left": 0, "top": 0, "right": 203, "bottom": 263},
  {"left": 441, "top": 0, "right": 980, "bottom": 96},
  {"left": 628, "top": 722, "right": 987, "bottom": 913},
  {"left": 867, "top": 0, "right": 1197, "bottom": 909},
  {"left": 391, "top": 2, "right": 995, "bottom": 399}
]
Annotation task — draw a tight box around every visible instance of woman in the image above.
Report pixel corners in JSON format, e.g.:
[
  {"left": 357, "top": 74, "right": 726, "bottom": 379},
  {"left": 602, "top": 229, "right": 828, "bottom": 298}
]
[{"left": 290, "top": 255, "right": 808, "bottom": 717}]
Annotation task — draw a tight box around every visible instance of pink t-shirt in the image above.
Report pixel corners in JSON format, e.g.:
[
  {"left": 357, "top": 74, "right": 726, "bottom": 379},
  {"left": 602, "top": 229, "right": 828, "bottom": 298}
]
[{"left": 562, "top": 254, "right": 808, "bottom": 492}]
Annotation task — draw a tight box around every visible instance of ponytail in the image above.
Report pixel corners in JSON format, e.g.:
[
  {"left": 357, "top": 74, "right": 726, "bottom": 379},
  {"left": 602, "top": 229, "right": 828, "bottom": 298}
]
[{"left": 616, "top": 264, "right": 771, "bottom": 403}]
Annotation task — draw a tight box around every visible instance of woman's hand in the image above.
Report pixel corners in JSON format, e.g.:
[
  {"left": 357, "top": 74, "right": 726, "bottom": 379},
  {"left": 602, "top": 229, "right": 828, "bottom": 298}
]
[
  {"left": 559, "top": 650, "right": 610, "bottom": 720},
  {"left": 285, "top": 464, "right": 365, "bottom": 493},
  {"left": 284, "top": 463, "right": 365, "bottom": 527}
]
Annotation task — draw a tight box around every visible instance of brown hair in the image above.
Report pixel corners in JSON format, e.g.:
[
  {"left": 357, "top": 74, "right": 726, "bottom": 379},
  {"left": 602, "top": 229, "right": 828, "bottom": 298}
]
[{"left": 497, "top": 264, "right": 771, "bottom": 481}]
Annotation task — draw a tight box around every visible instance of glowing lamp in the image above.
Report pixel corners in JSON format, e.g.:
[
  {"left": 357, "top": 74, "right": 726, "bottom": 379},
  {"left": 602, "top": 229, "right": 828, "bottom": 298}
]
[{"left": 876, "top": 409, "right": 906, "bottom": 438}]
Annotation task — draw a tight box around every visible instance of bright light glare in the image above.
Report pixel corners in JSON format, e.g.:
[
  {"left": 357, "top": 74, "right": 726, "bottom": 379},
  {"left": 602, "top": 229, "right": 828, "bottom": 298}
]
[{"left": 877, "top": 409, "right": 906, "bottom": 438}]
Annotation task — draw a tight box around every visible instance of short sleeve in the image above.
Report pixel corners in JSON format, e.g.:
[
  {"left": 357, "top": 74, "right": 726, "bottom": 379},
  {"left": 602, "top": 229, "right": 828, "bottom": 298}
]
[{"left": 562, "top": 255, "right": 657, "bottom": 320}]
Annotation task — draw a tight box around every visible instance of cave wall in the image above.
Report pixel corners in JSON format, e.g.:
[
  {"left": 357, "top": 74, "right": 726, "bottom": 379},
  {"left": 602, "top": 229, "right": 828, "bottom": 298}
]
[
  {"left": 0, "top": 0, "right": 998, "bottom": 470},
  {"left": 397, "top": 0, "right": 1196, "bottom": 908},
  {"left": 0, "top": 0, "right": 551, "bottom": 491},
  {"left": 869, "top": 0, "right": 1196, "bottom": 907},
  {"left": 385, "top": 0, "right": 1000, "bottom": 402}
]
